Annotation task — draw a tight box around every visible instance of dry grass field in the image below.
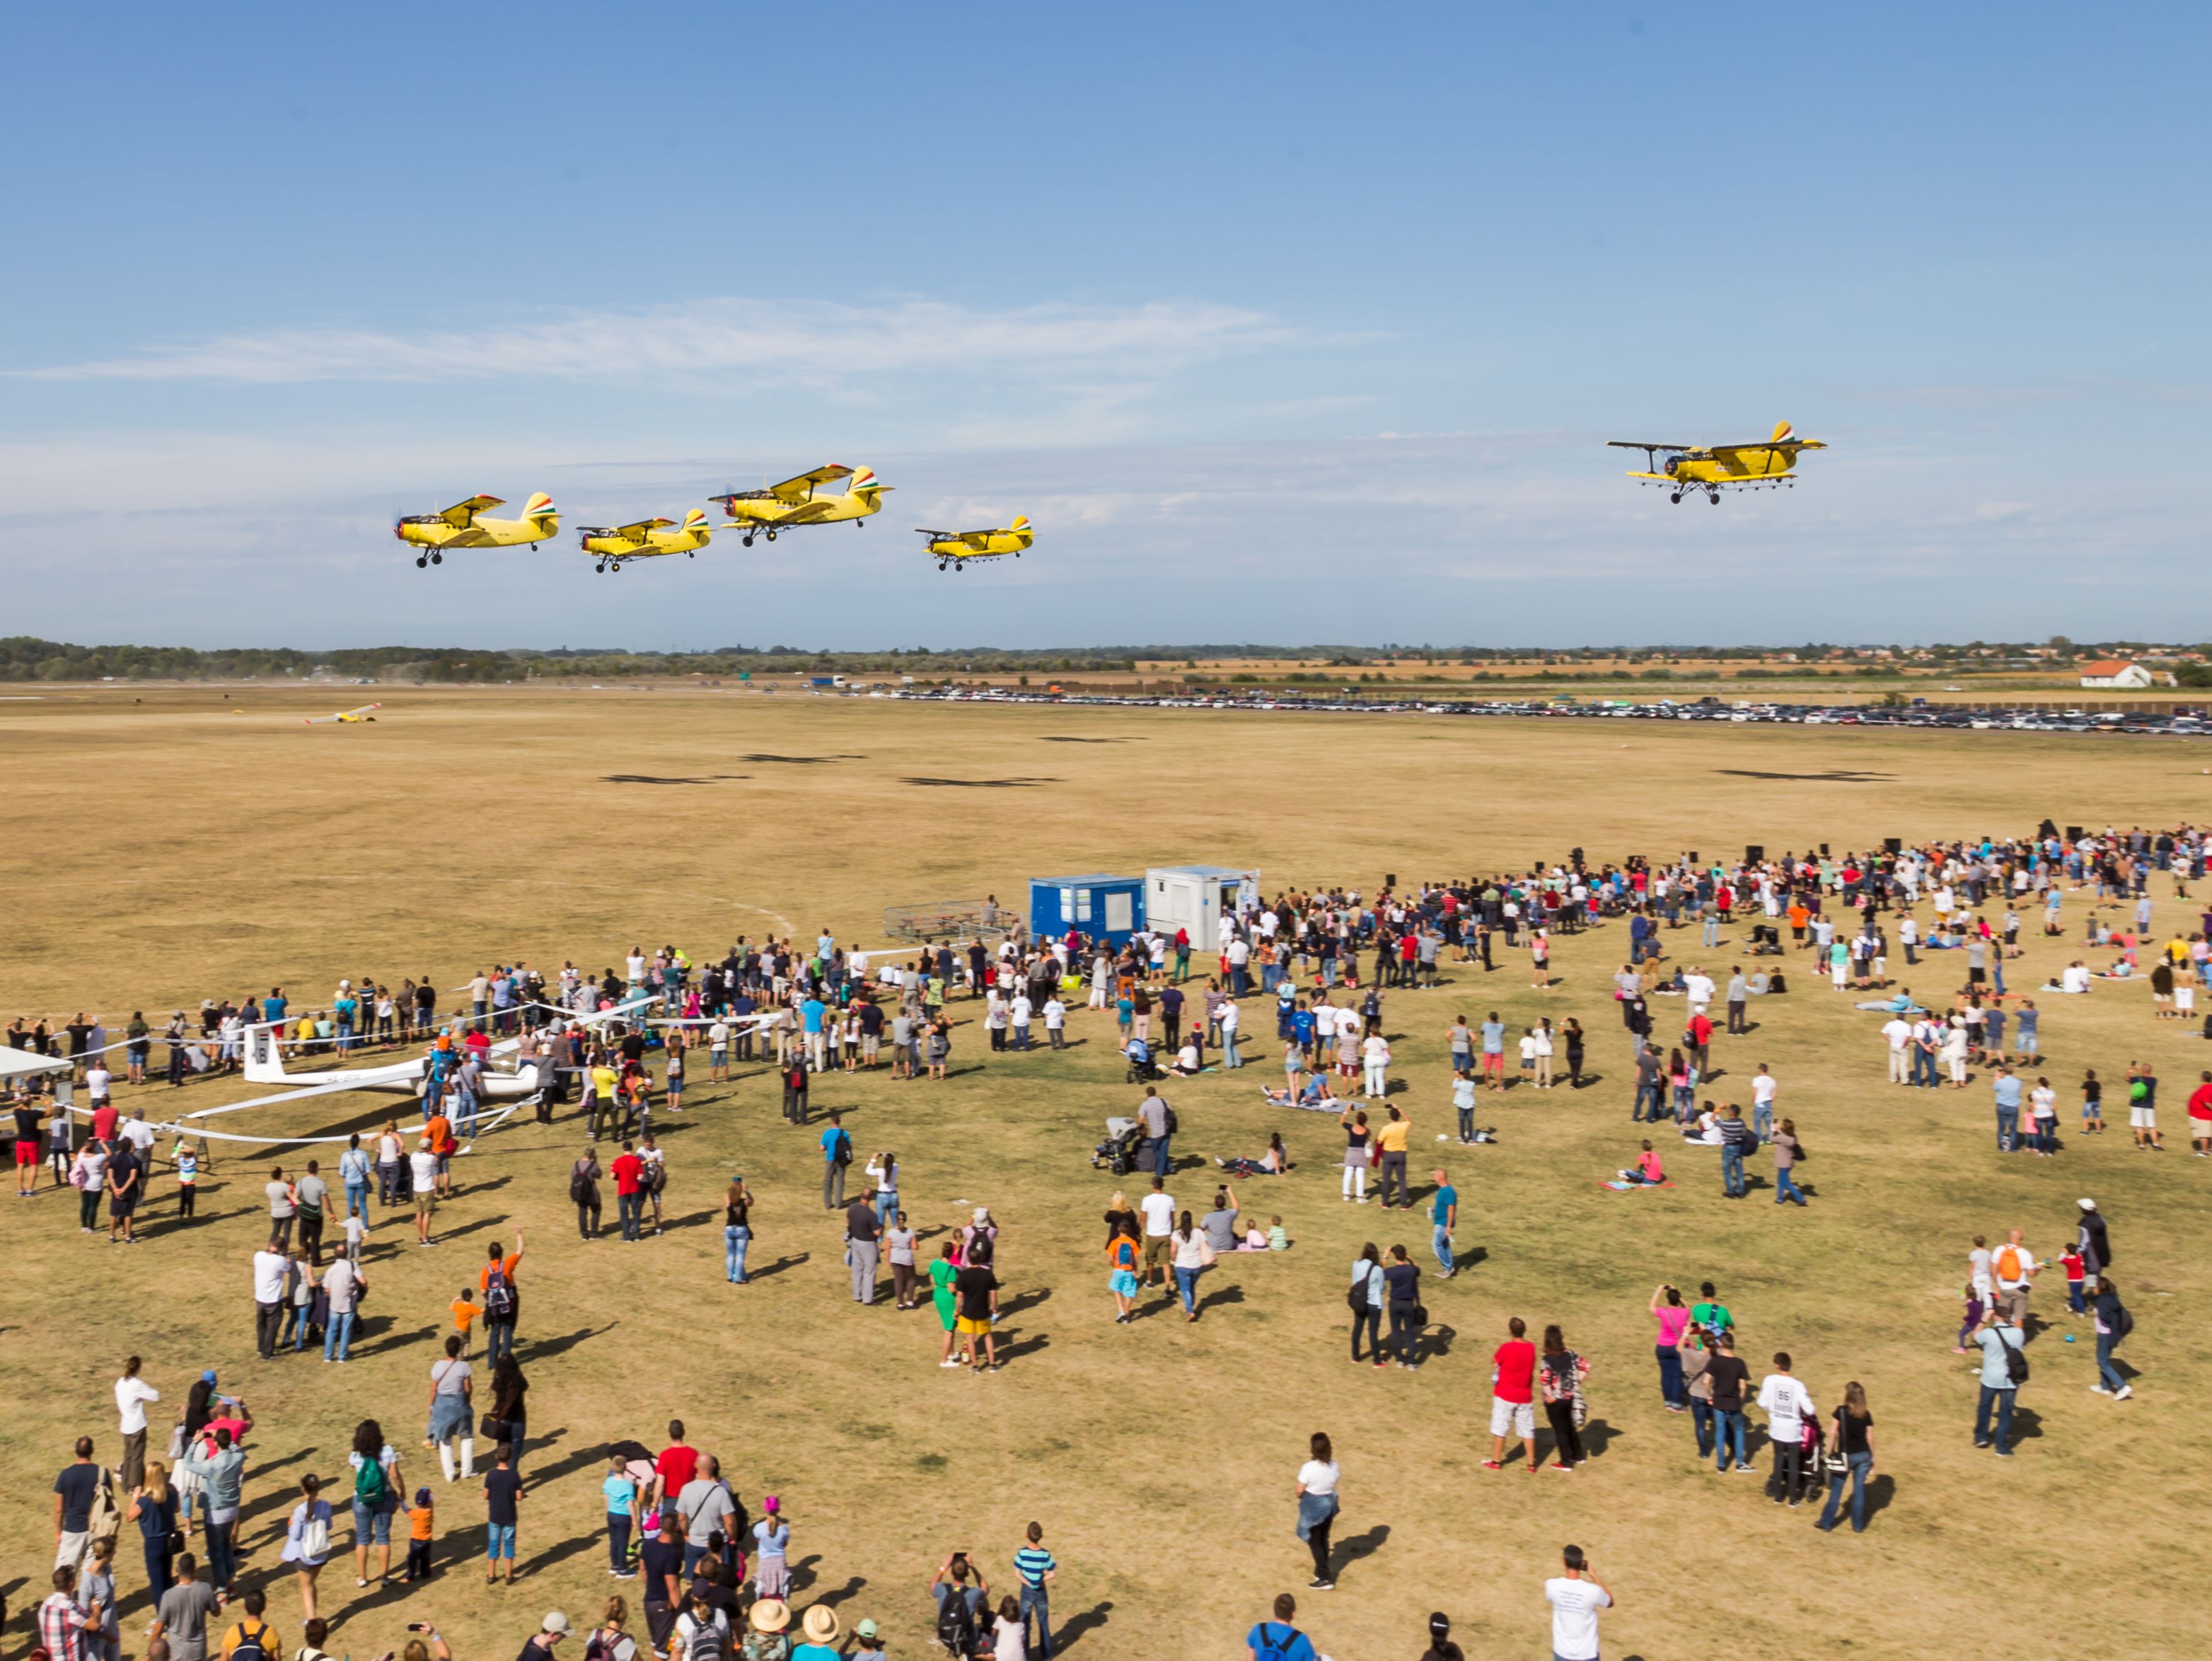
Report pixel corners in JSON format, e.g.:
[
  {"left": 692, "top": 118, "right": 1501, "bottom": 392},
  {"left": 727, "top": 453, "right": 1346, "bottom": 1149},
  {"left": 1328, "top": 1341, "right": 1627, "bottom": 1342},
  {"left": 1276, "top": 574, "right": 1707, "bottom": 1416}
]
[{"left": 4, "top": 685, "right": 2210, "bottom": 1661}]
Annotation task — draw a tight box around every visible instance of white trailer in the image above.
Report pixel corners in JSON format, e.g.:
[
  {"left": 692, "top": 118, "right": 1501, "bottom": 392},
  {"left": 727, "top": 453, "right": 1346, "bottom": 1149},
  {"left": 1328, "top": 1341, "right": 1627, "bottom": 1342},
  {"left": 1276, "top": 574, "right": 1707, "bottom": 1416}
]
[{"left": 1145, "top": 864, "right": 1261, "bottom": 946}]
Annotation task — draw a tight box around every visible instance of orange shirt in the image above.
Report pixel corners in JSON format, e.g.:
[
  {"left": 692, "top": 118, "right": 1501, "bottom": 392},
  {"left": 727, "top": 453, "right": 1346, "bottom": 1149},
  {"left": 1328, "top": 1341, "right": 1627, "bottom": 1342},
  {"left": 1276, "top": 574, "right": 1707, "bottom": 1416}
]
[
  {"left": 480, "top": 1252, "right": 521, "bottom": 1295},
  {"left": 409, "top": 1503, "right": 434, "bottom": 1541},
  {"left": 451, "top": 1297, "right": 477, "bottom": 1333},
  {"left": 426, "top": 1113, "right": 454, "bottom": 1155}
]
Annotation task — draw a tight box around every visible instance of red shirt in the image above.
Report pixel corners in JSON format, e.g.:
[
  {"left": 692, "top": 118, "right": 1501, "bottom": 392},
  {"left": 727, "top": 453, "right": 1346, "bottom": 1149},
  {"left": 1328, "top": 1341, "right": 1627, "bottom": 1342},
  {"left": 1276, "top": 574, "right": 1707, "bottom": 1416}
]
[
  {"left": 463, "top": 1030, "right": 492, "bottom": 1057},
  {"left": 611, "top": 1152, "right": 644, "bottom": 1195},
  {"left": 91, "top": 1105, "right": 120, "bottom": 1142},
  {"left": 1492, "top": 1339, "right": 1537, "bottom": 1404},
  {"left": 1688, "top": 1014, "right": 1713, "bottom": 1045},
  {"left": 2189, "top": 1082, "right": 2212, "bottom": 1121},
  {"left": 655, "top": 1443, "right": 699, "bottom": 1495}
]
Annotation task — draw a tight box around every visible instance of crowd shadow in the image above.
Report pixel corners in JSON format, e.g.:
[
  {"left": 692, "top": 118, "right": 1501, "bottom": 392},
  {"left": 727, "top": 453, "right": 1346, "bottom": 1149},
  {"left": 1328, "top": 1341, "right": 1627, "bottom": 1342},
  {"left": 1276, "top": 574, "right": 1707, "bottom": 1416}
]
[
  {"left": 1578, "top": 1417, "right": 1622, "bottom": 1459},
  {"left": 745, "top": 1253, "right": 811, "bottom": 1281},
  {"left": 357, "top": 1319, "right": 439, "bottom": 1358},
  {"left": 1000, "top": 1287, "right": 1052, "bottom": 1318},
  {"left": 517, "top": 1527, "right": 601, "bottom": 1578}
]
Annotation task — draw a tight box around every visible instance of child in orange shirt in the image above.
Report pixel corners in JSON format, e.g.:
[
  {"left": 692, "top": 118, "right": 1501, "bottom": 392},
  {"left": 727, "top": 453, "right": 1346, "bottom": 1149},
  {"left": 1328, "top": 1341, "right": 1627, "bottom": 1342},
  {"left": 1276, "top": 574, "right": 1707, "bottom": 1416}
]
[
  {"left": 450, "top": 1288, "right": 478, "bottom": 1357},
  {"left": 404, "top": 1487, "right": 435, "bottom": 1580}
]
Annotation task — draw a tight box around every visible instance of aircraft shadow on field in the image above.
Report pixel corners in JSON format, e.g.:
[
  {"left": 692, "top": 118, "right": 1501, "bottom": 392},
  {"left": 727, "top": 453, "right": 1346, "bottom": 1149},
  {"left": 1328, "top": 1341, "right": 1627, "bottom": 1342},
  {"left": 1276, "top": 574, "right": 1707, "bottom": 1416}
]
[
  {"left": 746, "top": 1253, "right": 811, "bottom": 1281},
  {"left": 519, "top": 1527, "right": 601, "bottom": 1578},
  {"left": 809, "top": 1573, "right": 867, "bottom": 1610},
  {"left": 516, "top": 1323, "right": 616, "bottom": 1365},
  {"left": 1332, "top": 1523, "right": 1391, "bottom": 1572},
  {"left": 1055, "top": 1600, "right": 1114, "bottom": 1651}
]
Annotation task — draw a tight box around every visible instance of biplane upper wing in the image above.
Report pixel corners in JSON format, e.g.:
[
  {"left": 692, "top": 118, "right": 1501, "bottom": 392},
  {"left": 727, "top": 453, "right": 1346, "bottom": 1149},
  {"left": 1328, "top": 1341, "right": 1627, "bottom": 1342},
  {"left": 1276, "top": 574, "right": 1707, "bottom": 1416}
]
[
  {"left": 1605, "top": 441, "right": 1695, "bottom": 453},
  {"left": 611, "top": 518, "right": 676, "bottom": 540},
  {"left": 765, "top": 464, "right": 853, "bottom": 504},
  {"left": 1709, "top": 439, "right": 1825, "bottom": 458},
  {"left": 437, "top": 494, "right": 505, "bottom": 527}
]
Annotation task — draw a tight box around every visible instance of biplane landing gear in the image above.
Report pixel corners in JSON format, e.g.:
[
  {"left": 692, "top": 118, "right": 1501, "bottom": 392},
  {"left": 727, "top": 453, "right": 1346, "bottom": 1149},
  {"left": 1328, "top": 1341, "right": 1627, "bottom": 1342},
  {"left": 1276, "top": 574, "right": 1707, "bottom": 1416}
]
[
  {"left": 594, "top": 561, "right": 606, "bottom": 573},
  {"left": 765, "top": 529, "right": 778, "bottom": 542},
  {"left": 1706, "top": 492, "right": 1720, "bottom": 505},
  {"left": 430, "top": 550, "right": 443, "bottom": 564},
  {"left": 1668, "top": 492, "right": 1681, "bottom": 504},
  {"left": 742, "top": 534, "right": 755, "bottom": 547},
  {"left": 938, "top": 561, "right": 948, "bottom": 571},
  {"left": 415, "top": 555, "right": 427, "bottom": 567}
]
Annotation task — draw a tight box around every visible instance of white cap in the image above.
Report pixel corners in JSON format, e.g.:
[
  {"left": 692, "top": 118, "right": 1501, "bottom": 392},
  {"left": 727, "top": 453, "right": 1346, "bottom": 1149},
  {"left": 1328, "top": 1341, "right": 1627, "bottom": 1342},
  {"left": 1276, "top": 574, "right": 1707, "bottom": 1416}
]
[
  {"left": 2078, "top": 1197, "right": 2097, "bottom": 1210},
  {"left": 542, "top": 1612, "right": 572, "bottom": 1636}
]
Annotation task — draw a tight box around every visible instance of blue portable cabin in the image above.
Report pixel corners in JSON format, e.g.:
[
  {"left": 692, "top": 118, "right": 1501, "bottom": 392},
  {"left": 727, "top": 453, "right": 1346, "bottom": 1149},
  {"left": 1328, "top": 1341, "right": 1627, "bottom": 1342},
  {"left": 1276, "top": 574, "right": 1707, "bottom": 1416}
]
[{"left": 1030, "top": 874, "right": 1146, "bottom": 947}]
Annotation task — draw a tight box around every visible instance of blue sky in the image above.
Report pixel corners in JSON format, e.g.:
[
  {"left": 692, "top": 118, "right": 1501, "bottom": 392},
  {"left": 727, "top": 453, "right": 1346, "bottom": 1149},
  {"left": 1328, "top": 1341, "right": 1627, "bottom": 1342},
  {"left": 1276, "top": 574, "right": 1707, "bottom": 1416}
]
[{"left": 4, "top": 1, "right": 2205, "bottom": 649}]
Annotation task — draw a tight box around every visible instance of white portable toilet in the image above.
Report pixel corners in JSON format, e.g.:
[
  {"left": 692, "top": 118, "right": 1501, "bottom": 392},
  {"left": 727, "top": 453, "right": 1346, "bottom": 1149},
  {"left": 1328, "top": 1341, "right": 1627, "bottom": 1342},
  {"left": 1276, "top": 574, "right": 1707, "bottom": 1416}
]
[{"left": 1146, "top": 865, "right": 1260, "bottom": 945}]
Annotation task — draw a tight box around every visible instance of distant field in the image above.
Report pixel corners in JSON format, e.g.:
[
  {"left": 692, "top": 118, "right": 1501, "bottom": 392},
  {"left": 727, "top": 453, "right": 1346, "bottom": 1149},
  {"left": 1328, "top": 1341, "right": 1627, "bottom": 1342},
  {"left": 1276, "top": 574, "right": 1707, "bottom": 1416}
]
[{"left": 2, "top": 685, "right": 2208, "bottom": 1661}]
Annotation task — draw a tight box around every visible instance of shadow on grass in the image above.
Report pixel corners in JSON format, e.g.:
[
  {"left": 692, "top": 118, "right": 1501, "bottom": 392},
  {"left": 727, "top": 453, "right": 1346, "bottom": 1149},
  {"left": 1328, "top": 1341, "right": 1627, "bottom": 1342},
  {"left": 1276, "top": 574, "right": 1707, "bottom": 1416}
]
[
  {"left": 1000, "top": 1286, "right": 1052, "bottom": 1317},
  {"left": 1196, "top": 1282, "right": 1246, "bottom": 1315},
  {"left": 1054, "top": 1599, "right": 1113, "bottom": 1652},
  {"left": 809, "top": 1573, "right": 867, "bottom": 1609},
  {"left": 745, "top": 1253, "right": 811, "bottom": 1281},
  {"left": 514, "top": 1322, "right": 616, "bottom": 1365},
  {"left": 1332, "top": 1522, "right": 1390, "bottom": 1572}
]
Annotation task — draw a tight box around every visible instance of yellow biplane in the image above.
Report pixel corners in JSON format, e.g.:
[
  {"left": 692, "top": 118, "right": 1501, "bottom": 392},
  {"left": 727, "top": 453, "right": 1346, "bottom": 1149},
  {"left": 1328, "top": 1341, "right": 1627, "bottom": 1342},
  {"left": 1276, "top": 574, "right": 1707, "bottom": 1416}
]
[
  {"left": 708, "top": 465, "right": 891, "bottom": 545},
  {"left": 577, "top": 509, "right": 714, "bottom": 573},
  {"left": 1606, "top": 422, "right": 1827, "bottom": 503},
  {"left": 393, "top": 493, "right": 559, "bottom": 565},
  {"left": 305, "top": 704, "right": 381, "bottom": 725},
  {"left": 915, "top": 516, "right": 1033, "bottom": 572}
]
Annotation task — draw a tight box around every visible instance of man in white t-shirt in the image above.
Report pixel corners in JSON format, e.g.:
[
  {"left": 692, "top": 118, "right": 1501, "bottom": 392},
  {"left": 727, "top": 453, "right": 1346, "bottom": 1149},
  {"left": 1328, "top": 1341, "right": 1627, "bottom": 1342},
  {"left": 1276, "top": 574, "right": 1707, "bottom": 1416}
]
[
  {"left": 251, "top": 1240, "right": 289, "bottom": 1359},
  {"left": 1683, "top": 968, "right": 1715, "bottom": 1017},
  {"left": 1750, "top": 1065, "right": 1778, "bottom": 1142},
  {"left": 1544, "top": 1545, "right": 1613, "bottom": 1661},
  {"left": 1880, "top": 1016, "right": 1912, "bottom": 1084},
  {"left": 1756, "top": 1351, "right": 1819, "bottom": 1505},
  {"left": 1138, "top": 1176, "right": 1176, "bottom": 1293}
]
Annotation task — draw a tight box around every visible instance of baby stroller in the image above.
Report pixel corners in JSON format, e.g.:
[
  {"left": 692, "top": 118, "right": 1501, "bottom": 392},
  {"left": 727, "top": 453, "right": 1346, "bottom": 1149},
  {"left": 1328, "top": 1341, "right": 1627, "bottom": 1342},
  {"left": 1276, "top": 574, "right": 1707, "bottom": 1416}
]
[
  {"left": 1124, "top": 1036, "right": 1160, "bottom": 1082},
  {"left": 1092, "top": 1116, "right": 1142, "bottom": 1175}
]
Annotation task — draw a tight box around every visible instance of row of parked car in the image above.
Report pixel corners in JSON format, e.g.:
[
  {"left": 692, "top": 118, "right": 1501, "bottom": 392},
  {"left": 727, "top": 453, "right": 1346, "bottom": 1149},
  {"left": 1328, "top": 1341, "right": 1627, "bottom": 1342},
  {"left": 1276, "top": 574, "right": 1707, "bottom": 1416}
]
[{"left": 881, "top": 684, "right": 2207, "bottom": 734}]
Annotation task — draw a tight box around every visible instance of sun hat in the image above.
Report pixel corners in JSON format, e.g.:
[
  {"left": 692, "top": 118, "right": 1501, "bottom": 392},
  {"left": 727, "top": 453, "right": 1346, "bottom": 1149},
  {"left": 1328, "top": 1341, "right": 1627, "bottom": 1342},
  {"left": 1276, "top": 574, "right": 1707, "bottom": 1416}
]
[
  {"left": 801, "top": 1607, "right": 840, "bottom": 1643},
  {"left": 748, "top": 1600, "right": 790, "bottom": 1634}
]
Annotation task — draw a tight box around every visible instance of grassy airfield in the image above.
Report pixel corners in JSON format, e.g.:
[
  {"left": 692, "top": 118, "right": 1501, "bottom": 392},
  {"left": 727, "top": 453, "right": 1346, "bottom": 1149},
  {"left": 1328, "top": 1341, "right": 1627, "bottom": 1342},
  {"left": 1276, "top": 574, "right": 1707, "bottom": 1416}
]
[{"left": 2, "top": 683, "right": 2209, "bottom": 1661}]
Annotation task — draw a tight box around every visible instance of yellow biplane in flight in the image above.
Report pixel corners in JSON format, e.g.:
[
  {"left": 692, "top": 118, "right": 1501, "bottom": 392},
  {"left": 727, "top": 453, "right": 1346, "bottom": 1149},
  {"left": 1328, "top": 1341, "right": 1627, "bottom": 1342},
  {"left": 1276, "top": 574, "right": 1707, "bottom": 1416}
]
[
  {"left": 305, "top": 703, "right": 381, "bottom": 725},
  {"left": 708, "top": 465, "right": 891, "bottom": 546},
  {"left": 1606, "top": 422, "right": 1827, "bottom": 504},
  {"left": 394, "top": 493, "right": 560, "bottom": 565},
  {"left": 915, "top": 516, "right": 1034, "bottom": 572},
  {"left": 577, "top": 509, "right": 714, "bottom": 573}
]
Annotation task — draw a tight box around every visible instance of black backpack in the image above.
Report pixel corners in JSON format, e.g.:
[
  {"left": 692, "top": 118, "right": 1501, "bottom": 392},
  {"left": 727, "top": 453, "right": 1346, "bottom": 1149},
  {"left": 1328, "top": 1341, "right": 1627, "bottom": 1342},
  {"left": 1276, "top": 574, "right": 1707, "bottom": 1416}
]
[
  {"left": 231, "top": 1623, "right": 272, "bottom": 1661},
  {"left": 937, "top": 1594, "right": 978, "bottom": 1657},
  {"left": 484, "top": 1264, "right": 516, "bottom": 1320},
  {"left": 2001, "top": 1332, "right": 2030, "bottom": 1384}
]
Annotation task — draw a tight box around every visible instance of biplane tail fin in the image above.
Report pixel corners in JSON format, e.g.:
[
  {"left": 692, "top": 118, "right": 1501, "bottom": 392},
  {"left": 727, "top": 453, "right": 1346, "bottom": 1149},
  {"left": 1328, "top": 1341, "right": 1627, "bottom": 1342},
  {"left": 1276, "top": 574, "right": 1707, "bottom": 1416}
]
[
  {"left": 522, "top": 491, "right": 557, "bottom": 521},
  {"left": 1771, "top": 421, "right": 1795, "bottom": 444}
]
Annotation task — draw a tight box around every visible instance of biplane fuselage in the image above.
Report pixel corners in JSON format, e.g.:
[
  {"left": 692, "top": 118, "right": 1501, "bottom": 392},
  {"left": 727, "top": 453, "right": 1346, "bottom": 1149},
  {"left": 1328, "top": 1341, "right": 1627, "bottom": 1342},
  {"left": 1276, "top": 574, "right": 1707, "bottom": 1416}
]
[
  {"left": 395, "top": 492, "right": 559, "bottom": 555},
  {"left": 578, "top": 511, "right": 714, "bottom": 568},
  {"left": 711, "top": 465, "right": 892, "bottom": 541},
  {"left": 1609, "top": 423, "right": 1827, "bottom": 502},
  {"left": 922, "top": 516, "right": 1033, "bottom": 567}
]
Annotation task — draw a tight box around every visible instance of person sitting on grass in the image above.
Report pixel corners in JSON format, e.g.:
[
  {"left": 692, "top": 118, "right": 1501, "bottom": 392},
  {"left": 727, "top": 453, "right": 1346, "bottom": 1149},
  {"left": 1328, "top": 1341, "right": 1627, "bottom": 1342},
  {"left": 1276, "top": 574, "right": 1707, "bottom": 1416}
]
[
  {"left": 1262, "top": 1075, "right": 1339, "bottom": 1111},
  {"left": 1218, "top": 1134, "right": 1292, "bottom": 1176},
  {"left": 1616, "top": 1140, "right": 1665, "bottom": 1185}
]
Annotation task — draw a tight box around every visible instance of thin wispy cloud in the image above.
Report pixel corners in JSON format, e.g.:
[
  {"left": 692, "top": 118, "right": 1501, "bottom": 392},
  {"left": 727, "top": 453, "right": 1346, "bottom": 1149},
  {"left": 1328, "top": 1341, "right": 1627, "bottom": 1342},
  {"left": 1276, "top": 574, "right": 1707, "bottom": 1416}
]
[{"left": 13, "top": 296, "right": 1302, "bottom": 386}]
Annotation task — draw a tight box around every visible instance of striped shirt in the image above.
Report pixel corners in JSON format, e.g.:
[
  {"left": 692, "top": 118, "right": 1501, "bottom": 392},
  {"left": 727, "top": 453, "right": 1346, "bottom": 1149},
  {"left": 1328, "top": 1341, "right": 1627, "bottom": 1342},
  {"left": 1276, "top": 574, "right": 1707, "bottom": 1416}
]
[{"left": 1014, "top": 1546, "right": 1056, "bottom": 1588}]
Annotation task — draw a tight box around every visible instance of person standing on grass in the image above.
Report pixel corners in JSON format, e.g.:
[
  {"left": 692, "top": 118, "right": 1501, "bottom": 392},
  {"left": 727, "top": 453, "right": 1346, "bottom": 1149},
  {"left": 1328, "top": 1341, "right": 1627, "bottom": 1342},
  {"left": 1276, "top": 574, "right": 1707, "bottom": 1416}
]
[
  {"left": 1815, "top": 1382, "right": 1877, "bottom": 1533},
  {"left": 279, "top": 1474, "right": 334, "bottom": 1621},
  {"left": 1293, "top": 1433, "right": 1340, "bottom": 1591},
  {"left": 1756, "top": 1353, "right": 1817, "bottom": 1506},
  {"left": 1544, "top": 1545, "right": 1612, "bottom": 1661},
  {"left": 955, "top": 1239, "right": 1002, "bottom": 1372},
  {"left": 1540, "top": 1326, "right": 1589, "bottom": 1471},
  {"left": 2090, "top": 1277, "right": 2136, "bottom": 1400},
  {"left": 482, "top": 1442, "right": 522, "bottom": 1585},
  {"left": 1771, "top": 1119, "right": 1807, "bottom": 1206},
  {"left": 1705, "top": 1331, "right": 1752, "bottom": 1472},
  {"left": 1483, "top": 1317, "right": 1539, "bottom": 1471},
  {"left": 1972, "top": 1311, "right": 2026, "bottom": 1457},
  {"left": 148, "top": 1552, "right": 215, "bottom": 1661},
  {"left": 116, "top": 1358, "right": 160, "bottom": 1489},
  {"left": 1013, "top": 1521, "right": 1056, "bottom": 1658},
  {"left": 346, "top": 1420, "right": 403, "bottom": 1589},
  {"left": 1430, "top": 1169, "right": 1457, "bottom": 1277},
  {"left": 1649, "top": 1286, "right": 1690, "bottom": 1411}
]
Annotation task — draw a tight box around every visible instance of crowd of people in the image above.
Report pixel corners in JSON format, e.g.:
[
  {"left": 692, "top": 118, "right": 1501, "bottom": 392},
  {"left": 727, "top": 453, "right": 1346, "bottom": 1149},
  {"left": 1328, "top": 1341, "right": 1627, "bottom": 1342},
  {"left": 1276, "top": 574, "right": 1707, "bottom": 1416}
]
[{"left": 6, "top": 821, "right": 2195, "bottom": 1657}]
